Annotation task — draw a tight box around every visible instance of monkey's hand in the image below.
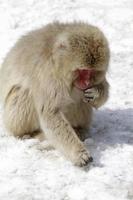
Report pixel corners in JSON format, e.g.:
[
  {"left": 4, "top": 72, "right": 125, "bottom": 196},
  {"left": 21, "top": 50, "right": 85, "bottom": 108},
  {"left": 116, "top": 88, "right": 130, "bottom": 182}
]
[
  {"left": 84, "top": 87, "right": 99, "bottom": 102},
  {"left": 83, "top": 79, "right": 109, "bottom": 109}
]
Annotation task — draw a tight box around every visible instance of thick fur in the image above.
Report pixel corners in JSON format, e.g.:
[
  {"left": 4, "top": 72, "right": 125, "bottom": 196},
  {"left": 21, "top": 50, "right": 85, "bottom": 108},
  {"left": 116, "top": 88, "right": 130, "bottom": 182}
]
[{"left": 0, "top": 22, "right": 110, "bottom": 166}]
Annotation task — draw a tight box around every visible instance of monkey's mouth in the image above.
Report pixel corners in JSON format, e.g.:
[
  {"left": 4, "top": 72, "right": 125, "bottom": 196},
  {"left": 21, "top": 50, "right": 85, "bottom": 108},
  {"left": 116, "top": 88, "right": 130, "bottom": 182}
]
[
  {"left": 74, "top": 78, "right": 91, "bottom": 90},
  {"left": 73, "top": 68, "right": 95, "bottom": 90}
]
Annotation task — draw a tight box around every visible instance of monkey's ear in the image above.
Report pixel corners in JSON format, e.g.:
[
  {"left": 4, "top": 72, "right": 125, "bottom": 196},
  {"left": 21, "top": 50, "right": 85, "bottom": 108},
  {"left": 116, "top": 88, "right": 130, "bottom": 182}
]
[
  {"left": 57, "top": 43, "right": 67, "bottom": 50},
  {"left": 54, "top": 34, "right": 69, "bottom": 52}
]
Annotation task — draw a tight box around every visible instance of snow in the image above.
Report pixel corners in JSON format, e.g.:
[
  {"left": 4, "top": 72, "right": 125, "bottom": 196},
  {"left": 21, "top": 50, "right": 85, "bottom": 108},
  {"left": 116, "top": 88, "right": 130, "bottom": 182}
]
[{"left": 0, "top": 0, "right": 133, "bottom": 199}]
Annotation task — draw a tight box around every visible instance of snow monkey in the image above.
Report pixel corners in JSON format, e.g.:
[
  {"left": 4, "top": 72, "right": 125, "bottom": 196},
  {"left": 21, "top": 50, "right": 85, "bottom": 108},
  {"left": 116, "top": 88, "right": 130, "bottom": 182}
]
[{"left": 0, "top": 22, "right": 110, "bottom": 166}]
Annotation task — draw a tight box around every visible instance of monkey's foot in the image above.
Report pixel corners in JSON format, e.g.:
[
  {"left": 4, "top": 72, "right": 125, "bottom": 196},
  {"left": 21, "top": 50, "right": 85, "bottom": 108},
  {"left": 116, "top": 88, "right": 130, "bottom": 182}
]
[{"left": 32, "top": 131, "right": 46, "bottom": 142}]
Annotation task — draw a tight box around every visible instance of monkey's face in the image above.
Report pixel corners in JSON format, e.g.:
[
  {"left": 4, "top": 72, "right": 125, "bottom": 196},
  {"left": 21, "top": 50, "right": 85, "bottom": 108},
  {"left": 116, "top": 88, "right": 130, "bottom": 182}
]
[
  {"left": 73, "top": 68, "right": 95, "bottom": 90},
  {"left": 72, "top": 68, "right": 106, "bottom": 90},
  {"left": 69, "top": 32, "right": 110, "bottom": 90}
]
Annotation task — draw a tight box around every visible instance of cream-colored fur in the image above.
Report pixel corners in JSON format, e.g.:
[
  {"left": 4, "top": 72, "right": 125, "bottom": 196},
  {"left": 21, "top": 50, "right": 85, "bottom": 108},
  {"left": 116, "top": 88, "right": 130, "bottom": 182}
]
[{"left": 0, "top": 22, "right": 110, "bottom": 166}]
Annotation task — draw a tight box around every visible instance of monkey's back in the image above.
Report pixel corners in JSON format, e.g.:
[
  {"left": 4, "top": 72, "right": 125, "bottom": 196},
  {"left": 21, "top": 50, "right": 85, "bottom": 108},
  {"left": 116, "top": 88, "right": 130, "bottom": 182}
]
[{"left": 0, "top": 23, "right": 60, "bottom": 102}]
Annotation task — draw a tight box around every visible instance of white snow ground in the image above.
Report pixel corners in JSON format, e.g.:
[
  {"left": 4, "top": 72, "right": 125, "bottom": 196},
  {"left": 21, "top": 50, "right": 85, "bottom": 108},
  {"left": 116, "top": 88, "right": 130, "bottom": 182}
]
[{"left": 0, "top": 0, "right": 133, "bottom": 199}]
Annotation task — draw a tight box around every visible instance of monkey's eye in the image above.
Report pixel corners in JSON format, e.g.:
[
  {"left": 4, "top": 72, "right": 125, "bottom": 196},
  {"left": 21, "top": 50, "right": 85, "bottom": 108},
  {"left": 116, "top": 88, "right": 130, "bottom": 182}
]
[
  {"left": 85, "top": 53, "right": 96, "bottom": 66},
  {"left": 90, "top": 53, "right": 96, "bottom": 65}
]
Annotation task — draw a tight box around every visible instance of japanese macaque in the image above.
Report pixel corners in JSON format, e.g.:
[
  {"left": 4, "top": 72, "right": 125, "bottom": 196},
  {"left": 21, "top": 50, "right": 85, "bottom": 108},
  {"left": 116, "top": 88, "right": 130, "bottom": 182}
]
[{"left": 0, "top": 22, "right": 110, "bottom": 166}]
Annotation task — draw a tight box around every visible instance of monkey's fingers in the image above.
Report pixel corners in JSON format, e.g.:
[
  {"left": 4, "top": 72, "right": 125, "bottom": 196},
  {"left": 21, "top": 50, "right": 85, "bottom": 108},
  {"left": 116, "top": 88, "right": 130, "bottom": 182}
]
[{"left": 84, "top": 87, "right": 99, "bottom": 102}]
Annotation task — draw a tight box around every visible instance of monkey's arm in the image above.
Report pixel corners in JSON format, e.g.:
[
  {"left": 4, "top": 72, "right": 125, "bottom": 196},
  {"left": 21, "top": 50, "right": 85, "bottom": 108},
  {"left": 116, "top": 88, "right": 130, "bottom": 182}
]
[
  {"left": 84, "top": 78, "right": 109, "bottom": 109},
  {"left": 33, "top": 84, "right": 92, "bottom": 166}
]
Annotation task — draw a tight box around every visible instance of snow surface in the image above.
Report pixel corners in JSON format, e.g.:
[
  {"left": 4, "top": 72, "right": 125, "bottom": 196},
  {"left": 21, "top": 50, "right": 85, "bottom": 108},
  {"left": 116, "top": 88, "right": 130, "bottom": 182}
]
[{"left": 0, "top": 0, "right": 133, "bottom": 199}]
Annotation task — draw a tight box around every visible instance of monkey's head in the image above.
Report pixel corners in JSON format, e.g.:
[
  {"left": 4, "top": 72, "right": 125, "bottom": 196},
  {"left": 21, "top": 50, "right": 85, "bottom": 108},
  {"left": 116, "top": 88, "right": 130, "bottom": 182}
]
[{"left": 53, "top": 23, "right": 110, "bottom": 90}]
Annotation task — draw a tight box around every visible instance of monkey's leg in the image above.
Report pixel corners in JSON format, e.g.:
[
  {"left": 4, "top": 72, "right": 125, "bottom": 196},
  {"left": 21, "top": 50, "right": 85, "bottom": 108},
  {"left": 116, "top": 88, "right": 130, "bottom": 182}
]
[{"left": 4, "top": 85, "right": 41, "bottom": 137}]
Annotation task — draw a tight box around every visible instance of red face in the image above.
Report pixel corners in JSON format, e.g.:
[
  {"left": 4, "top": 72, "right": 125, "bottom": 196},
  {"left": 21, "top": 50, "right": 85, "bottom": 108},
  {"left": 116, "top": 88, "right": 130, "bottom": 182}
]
[{"left": 73, "top": 69, "right": 95, "bottom": 90}]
